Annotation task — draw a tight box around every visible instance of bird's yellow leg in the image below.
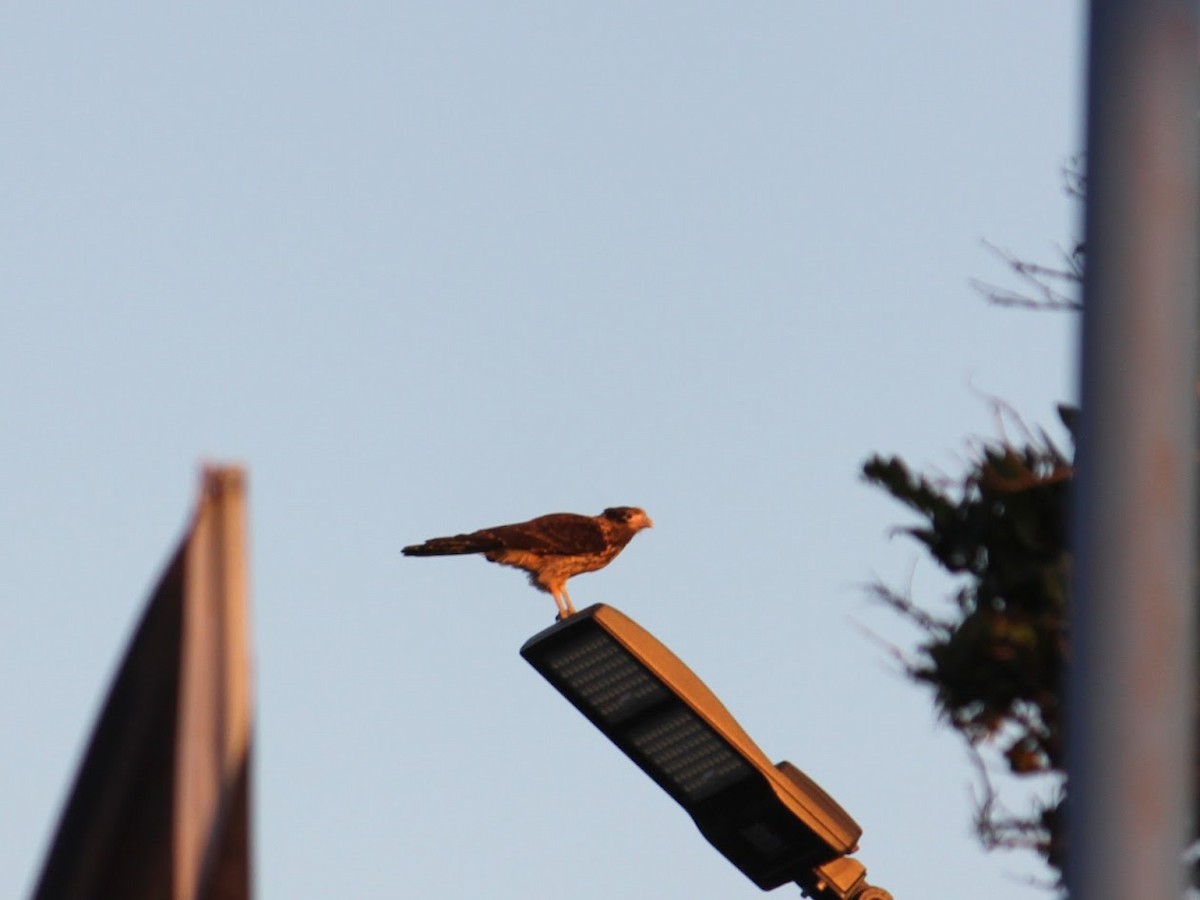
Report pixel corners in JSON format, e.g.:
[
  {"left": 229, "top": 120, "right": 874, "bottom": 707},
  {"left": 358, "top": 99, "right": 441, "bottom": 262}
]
[{"left": 552, "top": 589, "right": 575, "bottom": 621}]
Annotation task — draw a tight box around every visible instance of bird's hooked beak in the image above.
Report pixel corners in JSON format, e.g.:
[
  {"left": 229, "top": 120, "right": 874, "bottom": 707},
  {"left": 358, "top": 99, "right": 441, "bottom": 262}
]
[{"left": 641, "top": 514, "right": 655, "bottom": 529}]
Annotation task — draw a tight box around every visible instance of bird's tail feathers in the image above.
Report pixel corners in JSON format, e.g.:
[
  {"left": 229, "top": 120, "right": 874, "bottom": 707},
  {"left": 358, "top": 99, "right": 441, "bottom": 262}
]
[{"left": 402, "top": 534, "right": 501, "bottom": 556}]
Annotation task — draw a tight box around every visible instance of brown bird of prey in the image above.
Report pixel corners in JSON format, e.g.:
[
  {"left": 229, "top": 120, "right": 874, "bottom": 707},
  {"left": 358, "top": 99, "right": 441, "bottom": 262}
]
[{"left": 402, "top": 507, "right": 653, "bottom": 619}]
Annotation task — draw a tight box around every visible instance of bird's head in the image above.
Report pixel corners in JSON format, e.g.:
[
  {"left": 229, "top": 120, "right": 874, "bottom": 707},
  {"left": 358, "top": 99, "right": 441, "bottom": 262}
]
[{"left": 602, "top": 506, "right": 654, "bottom": 531}]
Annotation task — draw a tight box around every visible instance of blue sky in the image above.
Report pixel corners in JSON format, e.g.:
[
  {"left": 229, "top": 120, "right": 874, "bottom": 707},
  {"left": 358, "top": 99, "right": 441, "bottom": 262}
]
[{"left": 2, "top": 4, "right": 1081, "bottom": 897}]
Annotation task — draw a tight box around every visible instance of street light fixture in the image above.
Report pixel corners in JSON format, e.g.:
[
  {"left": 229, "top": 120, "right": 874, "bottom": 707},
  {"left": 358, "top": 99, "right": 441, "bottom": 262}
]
[{"left": 521, "top": 604, "right": 891, "bottom": 900}]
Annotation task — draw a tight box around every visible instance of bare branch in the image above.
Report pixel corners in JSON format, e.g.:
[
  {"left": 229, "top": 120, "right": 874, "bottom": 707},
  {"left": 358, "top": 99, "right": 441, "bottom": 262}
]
[
  {"left": 972, "top": 239, "right": 1083, "bottom": 311},
  {"left": 865, "top": 582, "right": 949, "bottom": 635},
  {"left": 1063, "top": 153, "right": 1086, "bottom": 199}
]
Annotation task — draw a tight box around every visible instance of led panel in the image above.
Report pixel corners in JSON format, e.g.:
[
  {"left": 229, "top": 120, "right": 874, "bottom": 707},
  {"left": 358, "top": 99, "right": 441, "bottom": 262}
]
[
  {"left": 626, "top": 707, "right": 753, "bottom": 802},
  {"left": 540, "top": 632, "right": 670, "bottom": 724}
]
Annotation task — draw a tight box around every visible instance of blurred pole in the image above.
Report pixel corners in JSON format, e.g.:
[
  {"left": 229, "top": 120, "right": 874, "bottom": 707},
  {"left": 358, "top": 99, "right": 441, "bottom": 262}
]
[
  {"left": 1068, "top": 2, "right": 1199, "bottom": 899},
  {"left": 175, "top": 466, "right": 254, "bottom": 900}
]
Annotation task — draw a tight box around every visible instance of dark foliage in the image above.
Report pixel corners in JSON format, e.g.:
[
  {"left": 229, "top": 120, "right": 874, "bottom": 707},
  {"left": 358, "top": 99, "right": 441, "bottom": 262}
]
[{"left": 862, "top": 411, "right": 1075, "bottom": 880}]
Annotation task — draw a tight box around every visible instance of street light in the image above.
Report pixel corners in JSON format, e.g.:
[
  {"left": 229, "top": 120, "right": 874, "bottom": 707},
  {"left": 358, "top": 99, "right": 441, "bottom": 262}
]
[{"left": 521, "top": 604, "right": 891, "bottom": 900}]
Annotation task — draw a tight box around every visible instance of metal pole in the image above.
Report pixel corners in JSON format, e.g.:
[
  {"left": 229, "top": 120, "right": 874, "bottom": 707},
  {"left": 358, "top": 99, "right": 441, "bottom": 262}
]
[{"left": 1068, "top": 2, "right": 1199, "bottom": 899}]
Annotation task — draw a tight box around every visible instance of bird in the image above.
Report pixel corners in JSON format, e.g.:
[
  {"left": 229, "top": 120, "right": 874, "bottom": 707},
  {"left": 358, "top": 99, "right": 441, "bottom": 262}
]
[{"left": 402, "top": 507, "right": 653, "bottom": 619}]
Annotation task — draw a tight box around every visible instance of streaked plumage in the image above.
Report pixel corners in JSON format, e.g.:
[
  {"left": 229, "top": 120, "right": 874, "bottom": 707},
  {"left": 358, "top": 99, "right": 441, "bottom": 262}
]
[{"left": 402, "top": 506, "right": 653, "bottom": 619}]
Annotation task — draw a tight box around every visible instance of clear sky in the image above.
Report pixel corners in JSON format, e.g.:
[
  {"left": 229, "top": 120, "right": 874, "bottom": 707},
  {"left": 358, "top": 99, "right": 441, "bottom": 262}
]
[{"left": 2, "top": 4, "right": 1082, "bottom": 898}]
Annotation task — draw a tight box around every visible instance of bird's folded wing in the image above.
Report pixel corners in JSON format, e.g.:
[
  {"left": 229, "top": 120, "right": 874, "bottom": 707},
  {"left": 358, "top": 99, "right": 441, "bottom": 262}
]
[{"left": 484, "top": 515, "right": 609, "bottom": 555}]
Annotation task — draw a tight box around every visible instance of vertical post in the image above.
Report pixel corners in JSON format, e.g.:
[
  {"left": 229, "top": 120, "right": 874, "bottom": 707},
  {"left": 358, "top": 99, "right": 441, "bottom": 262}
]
[
  {"left": 1069, "top": 3, "right": 1199, "bottom": 899},
  {"left": 176, "top": 466, "right": 254, "bottom": 900}
]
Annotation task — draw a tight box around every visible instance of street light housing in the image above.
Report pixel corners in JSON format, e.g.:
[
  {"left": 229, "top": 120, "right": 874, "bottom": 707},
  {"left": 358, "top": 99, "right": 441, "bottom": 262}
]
[{"left": 521, "top": 604, "right": 880, "bottom": 897}]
